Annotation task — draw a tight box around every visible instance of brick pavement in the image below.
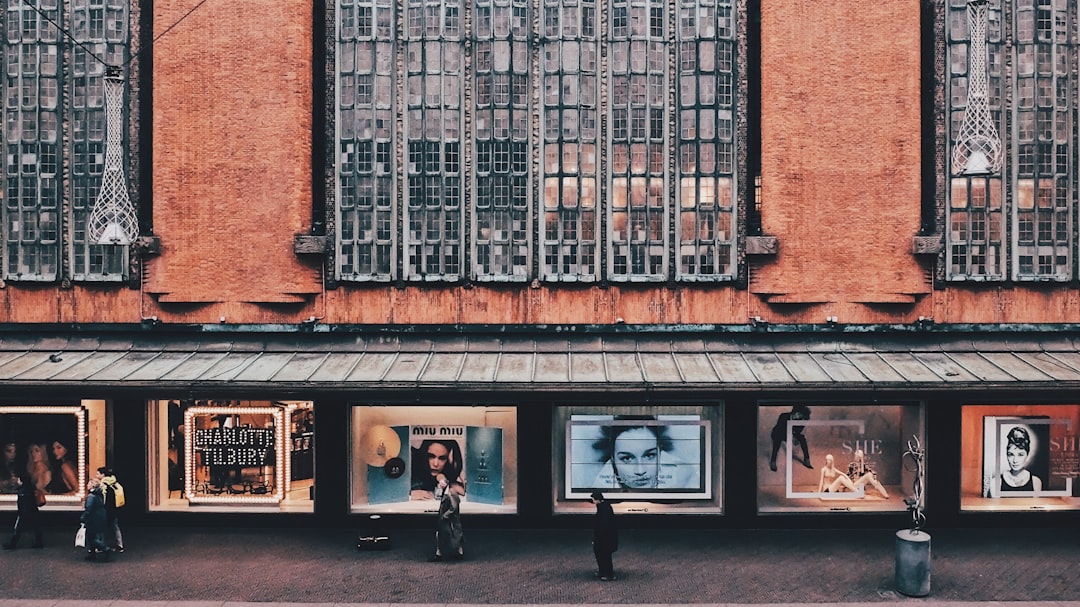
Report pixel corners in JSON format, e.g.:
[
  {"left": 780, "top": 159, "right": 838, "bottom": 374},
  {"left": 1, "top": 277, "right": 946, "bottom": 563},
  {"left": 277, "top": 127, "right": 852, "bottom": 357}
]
[{"left": 0, "top": 525, "right": 1078, "bottom": 605}]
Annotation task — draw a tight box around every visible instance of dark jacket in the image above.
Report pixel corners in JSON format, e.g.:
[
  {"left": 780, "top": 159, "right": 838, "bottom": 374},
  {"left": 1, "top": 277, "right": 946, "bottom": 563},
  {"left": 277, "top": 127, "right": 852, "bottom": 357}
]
[
  {"left": 15, "top": 482, "right": 40, "bottom": 516},
  {"left": 593, "top": 501, "right": 618, "bottom": 552},
  {"left": 436, "top": 488, "right": 464, "bottom": 557},
  {"left": 80, "top": 487, "right": 107, "bottom": 535}
]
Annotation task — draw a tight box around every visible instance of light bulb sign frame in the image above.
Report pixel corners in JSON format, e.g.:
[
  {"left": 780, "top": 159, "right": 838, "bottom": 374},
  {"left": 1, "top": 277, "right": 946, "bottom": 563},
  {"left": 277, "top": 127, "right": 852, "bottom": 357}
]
[{"left": 184, "top": 406, "right": 290, "bottom": 504}]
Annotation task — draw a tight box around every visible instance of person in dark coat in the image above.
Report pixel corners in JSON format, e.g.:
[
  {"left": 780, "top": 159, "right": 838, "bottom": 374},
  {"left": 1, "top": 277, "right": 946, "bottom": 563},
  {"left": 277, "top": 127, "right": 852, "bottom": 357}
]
[
  {"left": 591, "top": 491, "right": 618, "bottom": 581},
  {"left": 430, "top": 474, "right": 464, "bottom": 561},
  {"left": 2, "top": 473, "right": 43, "bottom": 549},
  {"left": 80, "top": 479, "right": 112, "bottom": 561}
]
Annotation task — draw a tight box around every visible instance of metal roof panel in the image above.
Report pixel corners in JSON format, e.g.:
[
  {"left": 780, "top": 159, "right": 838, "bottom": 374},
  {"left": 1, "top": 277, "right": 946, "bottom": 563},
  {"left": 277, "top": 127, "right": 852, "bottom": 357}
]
[
  {"left": 672, "top": 353, "right": 721, "bottom": 383},
  {"left": 604, "top": 353, "right": 646, "bottom": 382},
  {"left": 569, "top": 353, "right": 609, "bottom": 382},
  {"left": 639, "top": 353, "right": 685, "bottom": 383},
  {"left": 494, "top": 353, "right": 535, "bottom": 383}
]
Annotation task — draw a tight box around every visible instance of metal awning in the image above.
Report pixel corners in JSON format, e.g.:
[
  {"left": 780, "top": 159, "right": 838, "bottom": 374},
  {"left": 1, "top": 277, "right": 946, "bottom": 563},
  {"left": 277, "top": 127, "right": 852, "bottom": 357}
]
[{"left": 1, "top": 329, "right": 1080, "bottom": 392}]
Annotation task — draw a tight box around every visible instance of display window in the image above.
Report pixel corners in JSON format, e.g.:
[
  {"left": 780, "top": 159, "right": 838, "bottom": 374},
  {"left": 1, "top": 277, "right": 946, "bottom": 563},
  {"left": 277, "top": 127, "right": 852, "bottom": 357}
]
[
  {"left": 553, "top": 405, "right": 723, "bottom": 515},
  {"left": 350, "top": 404, "right": 517, "bottom": 514},
  {"left": 0, "top": 401, "right": 107, "bottom": 510},
  {"left": 756, "top": 402, "right": 924, "bottom": 514},
  {"left": 147, "top": 399, "right": 315, "bottom": 512},
  {"left": 961, "top": 404, "right": 1080, "bottom": 512}
]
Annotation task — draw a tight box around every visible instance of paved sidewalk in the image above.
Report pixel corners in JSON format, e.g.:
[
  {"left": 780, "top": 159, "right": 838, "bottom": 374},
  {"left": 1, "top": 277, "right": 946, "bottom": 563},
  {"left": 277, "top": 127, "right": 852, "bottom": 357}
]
[
  {"left": 0, "top": 526, "right": 1078, "bottom": 605},
  {"left": 2, "top": 603, "right": 1080, "bottom": 607}
]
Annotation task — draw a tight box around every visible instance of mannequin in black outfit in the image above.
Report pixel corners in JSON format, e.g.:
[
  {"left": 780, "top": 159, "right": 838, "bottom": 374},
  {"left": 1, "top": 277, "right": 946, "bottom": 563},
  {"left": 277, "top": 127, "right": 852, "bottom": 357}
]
[{"left": 769, "top": 405, "right": 812, "bottom": 471}]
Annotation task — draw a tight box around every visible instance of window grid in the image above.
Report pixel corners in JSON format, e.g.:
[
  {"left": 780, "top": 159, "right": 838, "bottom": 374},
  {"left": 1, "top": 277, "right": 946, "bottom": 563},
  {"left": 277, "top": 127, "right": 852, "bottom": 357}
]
[
  {"left": 473, "top": 0, "right": 530, "bottom": 280},
  {"left": 608, "top": 0, "right": 667, "bottom": 280},
  {"left": 540, "top": 0, "right": 599, "bottom": 281},
  {"left": 676, "top": 0, "right": 736, "bottom": 280},
  {"left": 946, "top": 0, "right": 1074, "bottom": 281},
  {"left": 337, "top": 0, "right": 396, "bottom": 281},
  {"left": 4, "top": 2, "right": 59, "bottom": 280},
  {"left": 403, "top": 0, "right": 463, "bottom": 280},
  {"left": 335, "top": 0, "right": 741, "bottom": 283},
  {"left": 3, "top": 0, "right": 128, "bottom": 282}
]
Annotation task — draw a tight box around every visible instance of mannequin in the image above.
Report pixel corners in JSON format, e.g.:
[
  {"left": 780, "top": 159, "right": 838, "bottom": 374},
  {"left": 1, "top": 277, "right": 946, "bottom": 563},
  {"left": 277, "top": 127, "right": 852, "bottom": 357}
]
[
  {"left": 818, "top": 454, "right": 857, "bottom": 493},
  {"left": 848, "top": 449, "right": 888, "bottom": 497}
]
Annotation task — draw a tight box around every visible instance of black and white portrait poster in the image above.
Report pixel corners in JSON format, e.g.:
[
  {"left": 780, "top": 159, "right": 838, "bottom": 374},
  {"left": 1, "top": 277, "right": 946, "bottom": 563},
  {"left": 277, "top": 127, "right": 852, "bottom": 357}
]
[
  {"left": 983, "top": 416, "right": 1069, "bottom": 498},
  {"left": 566, "top": 415, "right": 710, "bottom": 500}
]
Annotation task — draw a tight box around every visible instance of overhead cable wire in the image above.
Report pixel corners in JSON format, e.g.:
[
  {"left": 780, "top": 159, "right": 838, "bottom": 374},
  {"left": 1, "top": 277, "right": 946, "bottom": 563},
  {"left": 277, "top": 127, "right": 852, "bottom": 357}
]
[{"left": 22, "top": 0, "right": 214, "bottom": 69}]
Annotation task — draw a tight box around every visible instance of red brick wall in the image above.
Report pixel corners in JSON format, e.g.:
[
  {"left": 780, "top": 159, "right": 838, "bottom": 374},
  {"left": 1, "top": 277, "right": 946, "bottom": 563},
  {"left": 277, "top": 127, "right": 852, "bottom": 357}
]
[
  {"left": 145, "top": 0, "right": 320, "bottom": 307},
  {"left": 1, "top": 1, "right": 1077, "bottom": 326},
  {"left": 753, "top": 0, "right": 927, "bottom": 307}
]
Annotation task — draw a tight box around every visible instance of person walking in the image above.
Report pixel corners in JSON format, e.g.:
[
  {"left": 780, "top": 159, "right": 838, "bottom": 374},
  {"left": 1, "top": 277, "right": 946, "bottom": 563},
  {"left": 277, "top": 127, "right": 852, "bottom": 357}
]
[
  {"left": 430, "top": 473, "right": 464, "bottom": 561},
  {"left": 97, "top": 467, "right": 125, "bottom": 552},
  {"left": 591, "top": 491, "right": 618, "bottom": 581},
  {"left": 80, "top": 478, "right": 112, "bottom": 561},
  {"left": 2, "top": 473, "right": 44, "bottom": 549}
]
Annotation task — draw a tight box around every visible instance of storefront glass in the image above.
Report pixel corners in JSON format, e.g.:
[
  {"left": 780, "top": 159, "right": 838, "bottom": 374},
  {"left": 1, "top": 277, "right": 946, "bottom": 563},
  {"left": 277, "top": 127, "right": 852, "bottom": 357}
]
[
  {"left": 147, "top": 399, "right": 315, "bottom": 512},
  {"left": 350, "top": 404, "right": 518, "bottom": 514},
  {"left": 0, "top": 401, "right": 107, "bottom": 510},
  {"left": 553, "top": 404, "right": 723, "bottom": 514},
  {"left": 961, "top": 404, "right": 1080, "bottom": 512},
  {"left": 756, "top": 402, "right": 924, "bottom": 514}
]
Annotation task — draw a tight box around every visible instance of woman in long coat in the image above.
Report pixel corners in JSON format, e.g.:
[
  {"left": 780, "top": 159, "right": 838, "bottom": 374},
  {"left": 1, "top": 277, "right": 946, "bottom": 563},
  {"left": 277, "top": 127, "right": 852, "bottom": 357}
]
[
  {"left": 80, "top": 479, "right": 111, "bottom": 560},
  {"left": 431, "top": 474, "right": 464, "bottom": 561}
]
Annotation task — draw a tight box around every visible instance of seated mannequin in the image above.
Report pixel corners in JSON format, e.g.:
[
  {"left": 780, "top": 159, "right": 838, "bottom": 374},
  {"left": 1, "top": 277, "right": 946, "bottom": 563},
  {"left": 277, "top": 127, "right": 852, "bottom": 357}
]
[
  {"left": 818, "top": 453, "right": 857, "bottom": 493},
  {"left": 848, "top": 449, "right": 888, "bottom": 498}
]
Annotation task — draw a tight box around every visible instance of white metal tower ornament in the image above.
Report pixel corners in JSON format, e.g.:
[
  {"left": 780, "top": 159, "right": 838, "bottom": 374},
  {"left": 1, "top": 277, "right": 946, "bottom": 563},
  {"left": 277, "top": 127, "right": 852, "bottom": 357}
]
[
  {"left": 951, "top": 0, "right": 1002, "bottom": 176},
  {"left": 87, "top": 67, "right": 138, "bottom": 245}
]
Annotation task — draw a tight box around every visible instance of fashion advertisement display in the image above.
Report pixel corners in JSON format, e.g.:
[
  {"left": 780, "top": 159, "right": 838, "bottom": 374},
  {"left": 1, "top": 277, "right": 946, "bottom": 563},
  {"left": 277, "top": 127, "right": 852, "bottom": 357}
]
[
  {"left": 961, "top": 404, "right": 1080, "bottom": 512},
  {"left": 351, "top": 405, "right": 517, "bottom": 514},
  {"left": 566, "top": 415, "right": 710, "bottom": 500},
  {"left": 552, "top": 405, "right": 723, "bottom": 515},
  {"left": 756, "top": 402, "right": 923, "bottom": 514},
  {"left": 0, "top": 406, "right": 90, "bottom": 507}
]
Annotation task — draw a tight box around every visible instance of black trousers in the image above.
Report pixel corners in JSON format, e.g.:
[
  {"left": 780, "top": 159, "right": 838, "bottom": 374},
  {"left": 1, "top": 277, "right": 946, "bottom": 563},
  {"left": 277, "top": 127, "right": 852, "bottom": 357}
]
[
  {"left": 7, "top": 513, "right": 43, "bottom": 547},
  {"left": 593, "top": 544, "right": 614, "bottom": 577}
]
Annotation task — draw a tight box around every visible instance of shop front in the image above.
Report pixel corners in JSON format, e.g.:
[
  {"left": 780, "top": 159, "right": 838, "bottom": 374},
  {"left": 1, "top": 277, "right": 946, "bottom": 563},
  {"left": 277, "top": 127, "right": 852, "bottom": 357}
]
[{"left": 3, "top": 328, "right": 1080, "bottom": 529}]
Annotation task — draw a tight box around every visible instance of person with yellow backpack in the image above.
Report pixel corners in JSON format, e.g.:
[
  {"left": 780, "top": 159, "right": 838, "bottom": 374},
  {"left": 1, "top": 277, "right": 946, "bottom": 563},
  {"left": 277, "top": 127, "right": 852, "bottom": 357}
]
[{"left": 96, "top": 467, "right": 125, "bottom": 553}]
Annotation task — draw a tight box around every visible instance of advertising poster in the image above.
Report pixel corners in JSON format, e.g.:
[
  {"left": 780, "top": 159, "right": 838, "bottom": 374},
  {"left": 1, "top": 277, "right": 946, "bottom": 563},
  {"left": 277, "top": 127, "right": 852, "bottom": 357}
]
[
  {"left": 0, "top": 406, "right": 84, "bottom": 498},
  {"left": 756, "top": 403, "right": 923, "bottom": 513},
  {"left": 566, "top": 415, "right": 710, "bottom": 500},
  {"left": 363, "top": 423, "right": 506, "bottom": 506},
  {"left": 961, "top": 405, "right": 1080, "bottom": 511}
]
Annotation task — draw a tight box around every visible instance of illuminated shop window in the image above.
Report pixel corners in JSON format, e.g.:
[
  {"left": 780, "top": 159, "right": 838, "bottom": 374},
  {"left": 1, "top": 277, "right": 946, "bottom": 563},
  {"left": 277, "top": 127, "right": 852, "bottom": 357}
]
[
  {"left": 147, "top": 400, "right": 315, "bottom": 513},
  {"left": 755, "top": 402, "right": 925, "bottom": 514},
  {"left": 350, "top": 404, "right": 517, "bottom": 514},
  {"left": 553, "top": 404, "right": 723, "bottom": 515},
  {"left": 960, "top": 404, "right": 1080, "bottom": 512},
  {"left": 0, "top": 401, "right": 107, "bottom": 509}
]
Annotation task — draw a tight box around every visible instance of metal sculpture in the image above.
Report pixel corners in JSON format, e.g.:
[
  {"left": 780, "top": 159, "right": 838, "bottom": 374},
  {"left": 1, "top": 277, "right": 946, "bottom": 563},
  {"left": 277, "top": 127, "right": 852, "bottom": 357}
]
[{"left": 902, "top": 434, "right": 926, "bottom": 533}]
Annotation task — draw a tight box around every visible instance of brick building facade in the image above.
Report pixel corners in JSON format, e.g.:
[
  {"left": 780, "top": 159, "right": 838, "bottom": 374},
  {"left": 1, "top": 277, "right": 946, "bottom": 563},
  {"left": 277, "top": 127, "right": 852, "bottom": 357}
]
[{"left": 0, "top": 0, "right": 1078, "bottom": 529}]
